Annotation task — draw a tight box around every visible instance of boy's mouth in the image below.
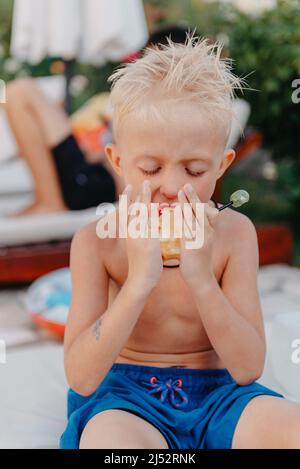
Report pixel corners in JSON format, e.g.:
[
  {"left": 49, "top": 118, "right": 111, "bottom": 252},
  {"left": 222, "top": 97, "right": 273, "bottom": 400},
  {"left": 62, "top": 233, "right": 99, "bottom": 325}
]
[
  {"left": 158, "top": 202, "right": 178, "bottom": 216},
  {"left": 158, "top": 203, "right": 171, "bottom": 210},
  {"left": 158, "top": 202, "right": 178, "bottom": 209}
]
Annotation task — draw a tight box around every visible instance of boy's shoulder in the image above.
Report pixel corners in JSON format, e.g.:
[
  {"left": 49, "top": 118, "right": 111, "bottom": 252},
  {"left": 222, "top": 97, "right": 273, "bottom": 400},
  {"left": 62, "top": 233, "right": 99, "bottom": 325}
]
[
  {"left": 220, "top": 205, "right": 256, "bottom": 232},
  {"left": 71, "top": 209, "right": 119, "bottom": 258},
  {"left": 72, "top": 220, "right": 100, "bottom": 244},
  {"left": 218, "top": 206, "right": 258, "bottom": 255}
]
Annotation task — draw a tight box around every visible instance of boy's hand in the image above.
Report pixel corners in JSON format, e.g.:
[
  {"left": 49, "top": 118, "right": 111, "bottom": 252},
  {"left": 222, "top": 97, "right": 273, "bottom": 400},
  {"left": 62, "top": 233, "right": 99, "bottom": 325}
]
[
  {"left": 177, "top": 184, "right": 219, "bottom": 290},
  {"left": 123, "top": 180, "right": 163, "bottom": 294}
]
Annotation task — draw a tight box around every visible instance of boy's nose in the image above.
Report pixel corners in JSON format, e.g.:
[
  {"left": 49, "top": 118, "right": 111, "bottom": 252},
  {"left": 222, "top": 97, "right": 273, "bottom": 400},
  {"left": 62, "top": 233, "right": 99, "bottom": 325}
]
[
  {"left": 159, "top": 189, "right": 178, "bottom": 203},
  {"left": 159, "top": 181, "right": 181, "bottom": 202}
]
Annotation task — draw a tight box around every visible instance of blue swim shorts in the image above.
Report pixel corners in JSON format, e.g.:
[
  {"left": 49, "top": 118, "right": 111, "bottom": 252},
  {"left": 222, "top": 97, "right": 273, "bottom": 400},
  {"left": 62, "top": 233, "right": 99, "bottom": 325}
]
[{"left": 60, "top": 363, "right": 284, "bottom": 449}]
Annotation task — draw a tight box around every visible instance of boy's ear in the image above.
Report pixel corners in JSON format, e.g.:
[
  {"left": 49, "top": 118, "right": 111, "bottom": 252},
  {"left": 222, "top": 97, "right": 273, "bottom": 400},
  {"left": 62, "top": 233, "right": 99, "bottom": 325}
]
[
  {"left": 104, "top": 143, "right": 122, "bottom": 176},
  {"left": 216, "top": 149, "right": 236, "bottom": 180}
]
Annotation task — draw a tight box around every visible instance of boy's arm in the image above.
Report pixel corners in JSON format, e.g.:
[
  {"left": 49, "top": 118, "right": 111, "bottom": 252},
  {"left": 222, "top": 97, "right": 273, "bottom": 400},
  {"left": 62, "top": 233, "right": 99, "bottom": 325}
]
[
  {"left": 64, "top": 225, "right": 150, "bottom": 396},
  {"left": 190, "top": 215, "right": 266, "bottom": 385}
]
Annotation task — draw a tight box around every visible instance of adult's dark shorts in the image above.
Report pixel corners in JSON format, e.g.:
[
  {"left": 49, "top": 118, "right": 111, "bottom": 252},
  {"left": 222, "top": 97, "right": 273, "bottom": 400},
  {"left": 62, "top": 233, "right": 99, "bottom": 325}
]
[{"left": 51, "top": 134, "right": 116, "bottom": 211}]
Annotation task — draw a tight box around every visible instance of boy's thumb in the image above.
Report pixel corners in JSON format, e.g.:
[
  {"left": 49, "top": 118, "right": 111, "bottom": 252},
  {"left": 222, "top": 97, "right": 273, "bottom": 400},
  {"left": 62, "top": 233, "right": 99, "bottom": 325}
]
[{"left": 206, "top": 206, "right": 219, "bottom": 226}]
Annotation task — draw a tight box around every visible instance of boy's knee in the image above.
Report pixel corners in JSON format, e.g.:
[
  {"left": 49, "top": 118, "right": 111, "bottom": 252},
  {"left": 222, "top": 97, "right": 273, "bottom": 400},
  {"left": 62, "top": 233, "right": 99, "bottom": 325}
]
[
  {"left": 289, "top": 420, "right": 300, "bottom": 448},
  {"left": 79, "top": 410, "right": 168, "bottom": 449}
]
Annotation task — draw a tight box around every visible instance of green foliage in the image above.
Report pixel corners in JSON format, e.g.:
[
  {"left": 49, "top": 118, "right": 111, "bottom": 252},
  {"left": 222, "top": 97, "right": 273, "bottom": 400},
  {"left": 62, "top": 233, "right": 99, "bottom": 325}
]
[
  {"left": 70, "top": 61, "right": 117, "bottom": 112},
  {"left": 143, "top": 0, "right": 169, "bottom": 8},
  {"left": 0, "top": 0, "right": 14, "bottom": 81},
  {"left": 226, "top": 1, "right": 300, "bottom": 164},
  {"left": 223, "top": 0, "right": 300, "bottom": 210}
]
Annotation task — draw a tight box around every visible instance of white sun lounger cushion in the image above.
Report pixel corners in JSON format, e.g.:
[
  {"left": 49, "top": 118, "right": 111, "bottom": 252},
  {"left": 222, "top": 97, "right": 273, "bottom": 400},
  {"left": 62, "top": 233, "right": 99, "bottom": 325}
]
[
  {"left": 0, "top": 202, "right": 118, "bottom": 247},
  {"left": 0, "top": 342, "right": 67, "bottom": 449}
]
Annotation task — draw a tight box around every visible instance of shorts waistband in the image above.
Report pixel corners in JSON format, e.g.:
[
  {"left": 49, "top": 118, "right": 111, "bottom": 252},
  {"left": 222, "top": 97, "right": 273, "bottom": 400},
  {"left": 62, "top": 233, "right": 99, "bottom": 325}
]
[{"left": 110, "top": 363, "right": 234, "bottom": 388}]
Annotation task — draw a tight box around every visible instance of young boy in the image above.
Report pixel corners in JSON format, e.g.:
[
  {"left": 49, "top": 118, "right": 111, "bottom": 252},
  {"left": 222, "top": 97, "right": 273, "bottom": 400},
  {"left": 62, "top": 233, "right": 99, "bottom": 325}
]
[{"left": 60, "top": 36, "right": 300, "bottom": 449}]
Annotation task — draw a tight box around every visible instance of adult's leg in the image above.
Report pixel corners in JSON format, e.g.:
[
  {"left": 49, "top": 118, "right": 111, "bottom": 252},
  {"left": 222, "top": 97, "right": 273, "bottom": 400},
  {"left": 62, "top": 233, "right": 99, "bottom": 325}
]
[
  {"left": 4, "top": 78, "right": 72, "bottom": 216},
  {"left": 232, "top": 395, "right": 300, "bottom": 448},
  {"left": 79, "top": 409, "right": 170, "bottom": 449}
]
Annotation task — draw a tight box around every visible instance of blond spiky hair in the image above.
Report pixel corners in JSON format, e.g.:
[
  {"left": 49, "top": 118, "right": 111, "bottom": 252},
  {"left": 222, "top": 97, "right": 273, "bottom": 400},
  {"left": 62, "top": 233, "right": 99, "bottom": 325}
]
[{"left": 108, "top": 33, "right": 245, "bottom": 144}]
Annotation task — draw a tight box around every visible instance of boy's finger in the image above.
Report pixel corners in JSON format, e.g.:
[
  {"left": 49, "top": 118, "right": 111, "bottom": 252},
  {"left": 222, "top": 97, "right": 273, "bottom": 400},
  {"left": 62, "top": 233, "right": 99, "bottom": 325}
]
[
  {"left": 121, "top": 184, "right": 132, "bottom": 224},
  {"left": 141, "top": 179, "right": 152, "bottom": 220},
  {"left": 182, "top": 184, "right": 203, "bottom": 225},
  {"left": 123, "top": 183, "right": 132, "bottom": 198},
  {"left": 128, "top": 193, "right": 141, "bottom": 224},
  {"left": 178, "top": 189, "right": 194, "bottom": 241},
  {"left": 141, "top": 180, "right": 151, "bottom": 205},
  {"left": 205, "top": 204, "right": 219, "bottom": 228},
  {"left": 123, "top": 183, "right": 132, "bottom": 192},
  {"left": 123, "top": 184, "right": 133, "bottom": 209},
  {"left": 182, "top": 183, "right": 217, "bottom": 231}
]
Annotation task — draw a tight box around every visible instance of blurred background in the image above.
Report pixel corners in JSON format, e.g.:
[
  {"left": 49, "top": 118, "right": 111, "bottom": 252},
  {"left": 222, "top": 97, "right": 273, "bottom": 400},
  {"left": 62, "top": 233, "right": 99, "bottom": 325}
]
[
  {"left": 1, "top": 0, "right": 300, "bottom": 270},
  {"left": 0, "top": 0, "right": 300, "bottom": 449}
]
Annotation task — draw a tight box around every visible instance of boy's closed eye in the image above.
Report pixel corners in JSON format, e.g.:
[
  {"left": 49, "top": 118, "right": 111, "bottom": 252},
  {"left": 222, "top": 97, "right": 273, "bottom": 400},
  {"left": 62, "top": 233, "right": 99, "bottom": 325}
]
[{"left": 139, "top": 167, "right": 206, "bottom": 177}]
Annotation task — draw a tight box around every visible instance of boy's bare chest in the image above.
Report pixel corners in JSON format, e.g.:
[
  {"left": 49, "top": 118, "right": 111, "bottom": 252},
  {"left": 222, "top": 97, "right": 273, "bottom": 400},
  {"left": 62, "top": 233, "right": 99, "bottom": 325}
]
[{"left": 106, "top": 237, "right": 226, "bottom": 326}]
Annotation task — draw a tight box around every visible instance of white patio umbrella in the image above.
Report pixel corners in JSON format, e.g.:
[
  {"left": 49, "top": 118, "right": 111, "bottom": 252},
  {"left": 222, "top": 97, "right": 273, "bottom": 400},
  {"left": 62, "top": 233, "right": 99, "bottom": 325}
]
[
  {"left": 207, "top": 0, "right": 277, "bottom": 15},
  {"left": 10, "top": 0, "right": 148, "bottom": 65},
  {"left": 10, "top": 0, "right": 149, "bottom": 109}
]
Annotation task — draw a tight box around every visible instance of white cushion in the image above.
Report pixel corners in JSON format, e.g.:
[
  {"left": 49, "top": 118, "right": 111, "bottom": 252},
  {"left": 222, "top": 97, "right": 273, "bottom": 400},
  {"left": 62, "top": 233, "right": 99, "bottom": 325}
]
[
  {"left": 265, "top": 312, "right": 300, "bottom": 400},
  {"left": 0, "top": 159, "right": 33, "bottom": 195},
  {"left": 0, "top": 342, "right": 67, "bottom": 449},
  {"left": 0, "top": 202, "right": 118, "bottom": 247},
  {"left": 0, "top": 109, "right": 18, "bottom": 163}
]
